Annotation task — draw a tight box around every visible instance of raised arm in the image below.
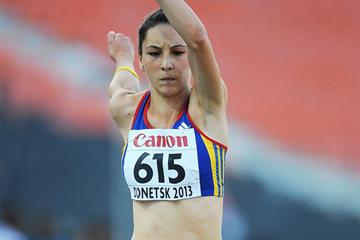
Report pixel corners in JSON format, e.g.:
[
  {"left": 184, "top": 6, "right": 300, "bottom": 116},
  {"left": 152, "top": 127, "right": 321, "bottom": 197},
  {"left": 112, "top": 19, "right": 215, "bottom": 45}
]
[
  {"left": 107, "top": 31, "right": 140, "bottom": 96},
  {"left": 107, "top": 31, "right": 140, "bottom": 128},
  {"left": 155, "top": 0, "right": 227, "bottom": 109}
]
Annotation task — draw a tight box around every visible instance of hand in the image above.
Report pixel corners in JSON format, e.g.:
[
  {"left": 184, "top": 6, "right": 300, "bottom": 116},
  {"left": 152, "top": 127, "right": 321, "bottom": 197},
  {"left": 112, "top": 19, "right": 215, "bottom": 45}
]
[{"left": 107, "top": 31, "right": 135, "bottom": 65}]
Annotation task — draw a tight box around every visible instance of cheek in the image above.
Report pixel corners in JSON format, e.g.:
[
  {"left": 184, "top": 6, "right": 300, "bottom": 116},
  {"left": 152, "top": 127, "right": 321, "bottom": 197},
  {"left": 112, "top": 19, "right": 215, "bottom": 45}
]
[
  {"left": 176, "top": 57, "right": 190, "bottom": 70},
  {"left": 143, "top": 59, "right": 159, "bottom": 73}
]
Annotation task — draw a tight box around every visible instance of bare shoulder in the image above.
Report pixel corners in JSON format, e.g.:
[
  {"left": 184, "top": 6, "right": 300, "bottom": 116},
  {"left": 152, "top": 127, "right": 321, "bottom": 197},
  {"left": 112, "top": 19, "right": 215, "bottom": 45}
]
[
  {"left": 188, "top": 85, "right": 229, "bottom": 146},
  {"left": 109, "top": 90, "right": 147, "bottom": 131}
]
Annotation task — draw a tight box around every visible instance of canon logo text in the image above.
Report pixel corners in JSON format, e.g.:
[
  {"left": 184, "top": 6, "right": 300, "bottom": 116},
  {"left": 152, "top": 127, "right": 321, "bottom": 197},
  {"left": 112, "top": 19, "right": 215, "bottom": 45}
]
[{"left": 134, "top": 133, "right": 188, "bottom": 148}]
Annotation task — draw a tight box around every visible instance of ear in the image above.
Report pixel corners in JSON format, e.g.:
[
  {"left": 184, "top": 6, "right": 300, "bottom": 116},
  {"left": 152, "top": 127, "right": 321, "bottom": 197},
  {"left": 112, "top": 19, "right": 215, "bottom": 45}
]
[{"left": 138, "top": 55, "right": 145, "bottom": 72}]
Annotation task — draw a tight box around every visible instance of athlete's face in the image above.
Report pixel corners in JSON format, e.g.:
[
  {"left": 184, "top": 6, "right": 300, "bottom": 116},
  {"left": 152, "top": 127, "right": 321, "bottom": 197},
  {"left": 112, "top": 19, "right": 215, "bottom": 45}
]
[{"left": 140, "top": 23, "right": 191, "bottom": 97}]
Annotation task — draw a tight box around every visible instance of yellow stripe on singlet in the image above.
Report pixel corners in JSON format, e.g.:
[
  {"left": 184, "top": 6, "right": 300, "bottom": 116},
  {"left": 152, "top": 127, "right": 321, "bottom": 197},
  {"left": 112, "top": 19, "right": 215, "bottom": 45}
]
[
  {"left": 200, "top": 135, "right": 219, "bottom": 197},
  {"left": 121, "top": 142, "right": 128, "bottom": 164},
  {"left": 121, "top": 143, "right": 127, "bottom": 155}
]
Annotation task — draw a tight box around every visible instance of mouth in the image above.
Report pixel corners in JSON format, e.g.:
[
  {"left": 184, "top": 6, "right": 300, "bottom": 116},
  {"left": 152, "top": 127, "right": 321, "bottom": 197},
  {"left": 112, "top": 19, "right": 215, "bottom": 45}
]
[{"left": 160, "top": 77, "right": 176, "bottom": 81}]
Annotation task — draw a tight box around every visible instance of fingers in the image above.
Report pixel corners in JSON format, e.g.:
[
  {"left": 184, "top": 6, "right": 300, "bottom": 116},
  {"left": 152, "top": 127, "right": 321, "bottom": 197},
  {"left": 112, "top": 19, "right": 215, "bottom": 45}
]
[
  {"left": 107, "top": 31, "right": 125, "bottom": 43},
  {"left": 108, "top": 31, "right": 126, "bottom": 39},
  {"left": 115, "top": 33, "right": 122, "bottom": 42},
  {"left": 115, "top": 33, "right": 127, "bottom": 42},
  {"left": 107, "top": 31, "right": 115, "bottom": 43},
  {"left": 107, "top": 31, "right": 135, "bottom": 63},
  {"left": 108, "top": 31, "right": 133, "bottom": 46}
]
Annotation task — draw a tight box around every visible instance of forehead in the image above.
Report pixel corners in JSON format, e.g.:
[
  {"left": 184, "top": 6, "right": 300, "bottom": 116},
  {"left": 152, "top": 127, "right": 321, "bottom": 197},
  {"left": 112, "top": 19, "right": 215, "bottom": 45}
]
[{"left": 143, "top": 24, "right": 186, "bottom": 48}]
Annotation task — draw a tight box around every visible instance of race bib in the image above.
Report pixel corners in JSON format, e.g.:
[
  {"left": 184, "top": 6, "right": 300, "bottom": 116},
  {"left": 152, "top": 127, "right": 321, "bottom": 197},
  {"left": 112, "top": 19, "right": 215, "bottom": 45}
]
[{"left": 123, "top": 128, "right": 201, "bottom": 200}]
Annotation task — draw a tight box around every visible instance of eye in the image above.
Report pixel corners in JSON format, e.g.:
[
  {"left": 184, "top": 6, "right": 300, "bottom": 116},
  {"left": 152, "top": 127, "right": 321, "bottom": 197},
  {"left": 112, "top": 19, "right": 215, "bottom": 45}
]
[
  {"left": 173, "top": 51, "right": 185, "bottom": 56},
  {"left": 148, "top": 52, "right": 160, "bottom": 57}
]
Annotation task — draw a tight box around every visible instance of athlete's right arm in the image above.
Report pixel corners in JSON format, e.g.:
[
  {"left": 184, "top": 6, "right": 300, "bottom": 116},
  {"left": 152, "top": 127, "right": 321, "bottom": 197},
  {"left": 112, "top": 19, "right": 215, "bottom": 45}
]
[{"left": 107, "top": 31, "right": 141, "bottom": 129}]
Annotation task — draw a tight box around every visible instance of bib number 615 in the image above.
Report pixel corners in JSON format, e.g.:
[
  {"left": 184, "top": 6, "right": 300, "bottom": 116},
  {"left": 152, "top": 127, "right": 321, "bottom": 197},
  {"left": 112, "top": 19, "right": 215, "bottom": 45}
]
[{"left": 134, "top": 152, "right": 185, "bottom": 184}]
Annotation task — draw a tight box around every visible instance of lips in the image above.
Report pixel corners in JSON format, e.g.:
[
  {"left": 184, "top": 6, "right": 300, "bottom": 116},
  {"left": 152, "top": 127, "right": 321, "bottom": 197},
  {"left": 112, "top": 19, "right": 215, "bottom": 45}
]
[{"left": 160, "top": 77, "right": 176, "bottom": 81}]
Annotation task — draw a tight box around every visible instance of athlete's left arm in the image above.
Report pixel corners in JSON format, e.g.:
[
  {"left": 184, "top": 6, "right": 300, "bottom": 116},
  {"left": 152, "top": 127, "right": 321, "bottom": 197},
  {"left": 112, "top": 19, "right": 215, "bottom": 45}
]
[{"left": 155, "top": 0, "right": 227, "bottom": 111}]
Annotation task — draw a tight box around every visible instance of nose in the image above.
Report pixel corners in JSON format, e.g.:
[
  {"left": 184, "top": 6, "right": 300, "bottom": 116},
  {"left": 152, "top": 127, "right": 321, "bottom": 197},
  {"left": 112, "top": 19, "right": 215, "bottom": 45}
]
[{"left": 160, "top": 56, "right": 173, "bottom": 71}]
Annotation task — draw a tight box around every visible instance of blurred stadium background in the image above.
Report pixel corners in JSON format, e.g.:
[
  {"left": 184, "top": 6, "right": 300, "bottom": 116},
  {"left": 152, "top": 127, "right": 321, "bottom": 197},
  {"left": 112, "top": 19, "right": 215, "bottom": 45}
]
[{"left": 1, "top": 0, "right": 359, "bottom": 239}]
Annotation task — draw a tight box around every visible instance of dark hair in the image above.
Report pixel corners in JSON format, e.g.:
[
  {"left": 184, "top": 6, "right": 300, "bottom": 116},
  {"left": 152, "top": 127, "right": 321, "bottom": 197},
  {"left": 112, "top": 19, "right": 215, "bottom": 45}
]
[{"left": 138, "top": 9, "right": 169, "bottom": 57}]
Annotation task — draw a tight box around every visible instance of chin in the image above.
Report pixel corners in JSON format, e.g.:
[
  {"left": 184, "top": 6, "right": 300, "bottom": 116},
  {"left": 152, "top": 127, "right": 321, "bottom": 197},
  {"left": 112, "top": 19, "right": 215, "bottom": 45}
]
[{"left": 158, "top": 86, "right": 182, "bottom": 98}]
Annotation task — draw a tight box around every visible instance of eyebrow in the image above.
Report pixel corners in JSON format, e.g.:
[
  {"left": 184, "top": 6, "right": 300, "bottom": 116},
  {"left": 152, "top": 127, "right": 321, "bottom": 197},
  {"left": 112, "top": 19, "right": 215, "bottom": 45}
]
[{"left": 146, "top": 44, "right": 186, "bottom": 50}]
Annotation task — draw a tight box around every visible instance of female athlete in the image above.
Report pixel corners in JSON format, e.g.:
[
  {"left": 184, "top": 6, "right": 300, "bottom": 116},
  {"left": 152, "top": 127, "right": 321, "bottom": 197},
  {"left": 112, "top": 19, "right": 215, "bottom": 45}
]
[{"left": 107, "top": 1, "right": 228, "bottom": 239}]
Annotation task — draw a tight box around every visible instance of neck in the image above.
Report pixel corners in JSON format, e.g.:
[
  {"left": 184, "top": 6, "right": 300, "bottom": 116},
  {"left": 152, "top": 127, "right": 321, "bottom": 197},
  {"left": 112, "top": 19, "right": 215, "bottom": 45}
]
[
  {"left": 150, "top": 88, "right": 190, "bottom": 116},
  {"left": 147, "top": 88, "right": 190, "bottom": 128}
]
